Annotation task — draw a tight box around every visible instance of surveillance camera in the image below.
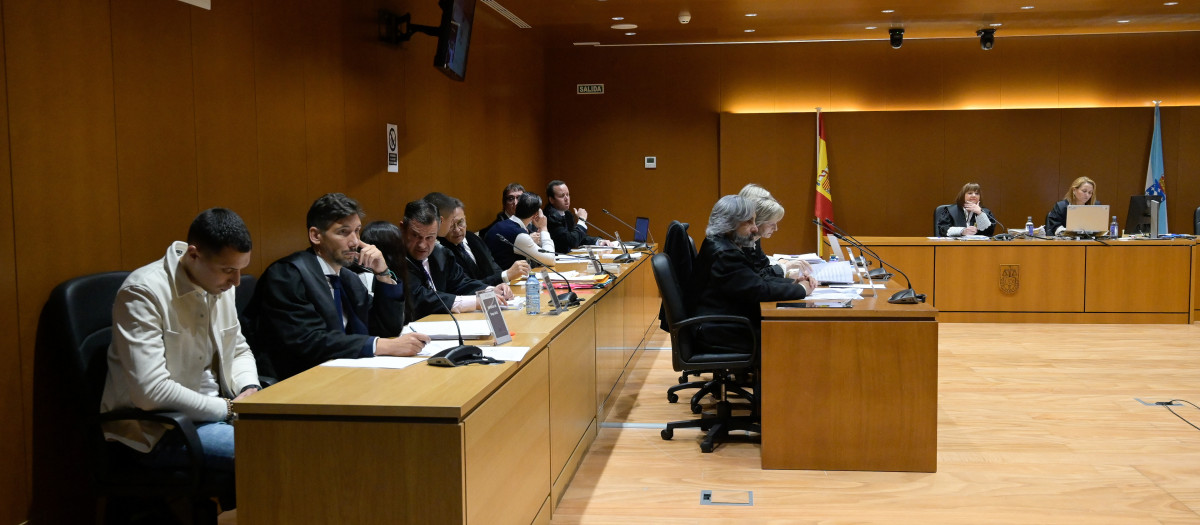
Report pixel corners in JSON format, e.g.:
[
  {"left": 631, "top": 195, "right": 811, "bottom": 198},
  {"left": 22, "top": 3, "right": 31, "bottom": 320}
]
[{"left": 678, "top": 12, "right": 691, "bottom": 24}]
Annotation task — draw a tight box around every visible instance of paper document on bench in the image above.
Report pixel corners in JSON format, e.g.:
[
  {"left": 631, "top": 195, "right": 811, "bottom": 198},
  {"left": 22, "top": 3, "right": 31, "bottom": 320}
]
[
  {"left": 810, "top": 261, "right": 855, "bottom": 284},
  {"left": 805, "top": 288, "right": 863, "bottom": 301},
  {"left": 321, "top": 356, "right": 425, "bottom": 369},
  {"left": 407, "top": 320, "right": 492, "bottom": 340}
]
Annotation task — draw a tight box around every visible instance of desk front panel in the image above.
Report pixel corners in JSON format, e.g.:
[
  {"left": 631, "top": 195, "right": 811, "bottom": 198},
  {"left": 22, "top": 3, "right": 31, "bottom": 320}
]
[
  {"left": 465, "top": 350, "right": 551, "bottom": 525},
  {"left": 862, "top": 244, "right": 935, "bottom": 304},
  {"left": 1085, "top": 245, "right": 1192, "bottom": 313},
  {"left": 548, "top": 307, "right": 597, "bottom": 482},
  {"left": 236, "top": 417, "right": 464, "bottom": 524},
  {"left": 935, "top": 245, "right": 1085, "bottom": 312},
  {"left": 761, "top": 318, "right": 938, "bottom": 472}
]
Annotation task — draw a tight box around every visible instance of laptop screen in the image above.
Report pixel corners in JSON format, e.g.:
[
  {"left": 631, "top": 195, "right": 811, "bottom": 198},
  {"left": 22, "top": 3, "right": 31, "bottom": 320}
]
[
  {"left": 634, "top": 217, "right": 650, "bottom": 243},
  {"left": 1065, "top": 204, "right": 1110, "bottom": 234}
]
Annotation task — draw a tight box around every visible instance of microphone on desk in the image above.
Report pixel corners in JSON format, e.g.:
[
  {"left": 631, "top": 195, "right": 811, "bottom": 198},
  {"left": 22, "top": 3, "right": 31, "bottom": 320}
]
[
  {"left": 424, "top": 282, "right": 488, "bottom": 367},
  {"left": 817, "top": 218, "right": 925, "bottom": 304},
  {"left": 582, "top": 221, "right": 633, "bottom": 263},
  {"left": 814, "top": 218, "right": 891, "bottom": 280},
  {"left": 493, "top": 234, "right": 580, "bottom": 307},
  {"left": 602, "top": 208, "right": 654, "bottom": 251}
]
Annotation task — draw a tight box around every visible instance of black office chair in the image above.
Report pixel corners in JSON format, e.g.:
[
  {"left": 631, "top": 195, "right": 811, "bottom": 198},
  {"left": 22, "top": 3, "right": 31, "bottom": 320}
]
[
  {"left": 236, "top": 274, "right": 276, "bottom": 386},
  {"left": 37, "top": 271, "right": 224, "bottom": 524},
  {"left": 652, "top": 253, "right": 759, "bottom": 453},
  {"left": 659, "top": 221, "right": 709, "bottom": 408},
  {"left": 934, "top": 204, "right": 953, "bottom": 236}
]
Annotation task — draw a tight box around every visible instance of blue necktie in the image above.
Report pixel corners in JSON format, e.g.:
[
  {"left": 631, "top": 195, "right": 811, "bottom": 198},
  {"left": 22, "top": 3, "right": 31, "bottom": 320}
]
[{"left": 327, "top": 274, "right": 368, "bottom": 335}]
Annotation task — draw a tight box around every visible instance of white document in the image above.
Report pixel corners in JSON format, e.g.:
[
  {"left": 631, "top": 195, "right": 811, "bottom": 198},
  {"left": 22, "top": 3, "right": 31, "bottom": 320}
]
[
  {"left": 829, "top": 283, "right": 887, "bottom": 289},
  {"left": 321, "top": 356, "right": 426, "bottom": 369},
  {"left": 810, "top": 261, "right": 855, "bottom": 284},
  {"left": 481, "top": 346, "right": 531, "bottom": 362},
  {"left": 804, "top": 288, "right": 863, "bottom": 301},
  {"left": 407, "top": 320, "right": 492, "bottom": 340},
  {"left": 416, "top": 340, "right": 465, "bottom": 356}
]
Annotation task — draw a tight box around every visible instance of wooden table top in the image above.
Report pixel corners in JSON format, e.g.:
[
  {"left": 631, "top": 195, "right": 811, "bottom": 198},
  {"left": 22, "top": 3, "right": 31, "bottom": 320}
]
[
  {"left": 855, "top": 236, "right": 1196, "bottom": 246},
  {"left": 235, "top": 253, "right": 650, "bottom": 420},
  {"left": 761, "top": 279, "right": 938, "bottom": 320}
]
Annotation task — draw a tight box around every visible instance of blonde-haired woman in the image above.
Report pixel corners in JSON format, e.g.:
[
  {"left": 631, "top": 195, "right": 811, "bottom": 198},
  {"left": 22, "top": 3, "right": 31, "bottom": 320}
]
[{"left": 1046, "top": 176, "right": 1096, "bottom": 235}]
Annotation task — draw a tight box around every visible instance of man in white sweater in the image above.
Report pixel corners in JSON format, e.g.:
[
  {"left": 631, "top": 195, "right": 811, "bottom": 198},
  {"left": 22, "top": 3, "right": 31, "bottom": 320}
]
[{"left": 100, "top": 207, "right": 260, "bottom": 502}]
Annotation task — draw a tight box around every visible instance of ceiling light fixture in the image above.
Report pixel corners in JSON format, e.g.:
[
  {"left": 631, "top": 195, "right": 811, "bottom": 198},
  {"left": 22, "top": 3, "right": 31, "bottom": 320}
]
[
  {"left": 744, "top": 29, "right": 755, "bottom": 32},
  {"left": 625, "top": 32, "right": 635, "bottom": 35},
  {"left": 1164, "top": 1, "right": 1178, "bottom": 5},
  {"left": 1117, "top": 19, "right": 1130, "bottom": 23},
  {"left": 889, "top": 27, "right": 904, "bottom": 49},
  {"left": 990, "top": 23, "right": 1003, "bottom": 27},
  {"left": 882, "top": 9, "right": 895, "bottom": 13},
  {"left": 865, "top": 26, "right": 878, "bottom": 30},
  {"left": 611, "top": 23, "right": 637, "bottom": 30},
  {"left": 611, "top": 16, "right": 623, "bottom": 21},
  {"left": 745, "top": 13, "right": 757, "bottom": 17},
  {"left": 1020, "top": 5, "right": 1035, "bottom": 9}
]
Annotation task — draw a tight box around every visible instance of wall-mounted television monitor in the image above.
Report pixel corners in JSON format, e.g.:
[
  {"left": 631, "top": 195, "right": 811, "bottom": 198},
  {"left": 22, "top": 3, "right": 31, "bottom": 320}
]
[
  {"left": 1125, "top": 195, "right": 1155, "bottom": 235},
  {"left": 434, "top": 0, "right": 476, "bottom": 81}
]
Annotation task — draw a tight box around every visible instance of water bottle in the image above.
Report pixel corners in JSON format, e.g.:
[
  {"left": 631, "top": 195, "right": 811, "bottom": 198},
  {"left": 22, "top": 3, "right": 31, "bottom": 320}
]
[
  {"left": 1025, "top": 216, "right": 1034, "bottom": 235},
  {"left": 829, "top": 254, "right": 839, "bottom": 263},
  {"left": 525, "top": 273, "right": 541, "bottom": 315},
  {"left": 1109, "top": 216, "right": 1119, "bottom": 237}
]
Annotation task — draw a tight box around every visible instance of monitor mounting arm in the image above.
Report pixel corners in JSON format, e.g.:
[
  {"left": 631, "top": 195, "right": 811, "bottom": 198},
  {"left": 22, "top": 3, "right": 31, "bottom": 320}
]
[{"left": 378, "top": 9, "right": 439, "bottom": 45}]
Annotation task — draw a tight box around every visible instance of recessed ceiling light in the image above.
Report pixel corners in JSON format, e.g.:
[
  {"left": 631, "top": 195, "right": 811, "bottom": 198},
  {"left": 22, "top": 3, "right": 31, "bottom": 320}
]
[
  {"left": 865, "top": 26, "right": 878, "bottom": 30},
  {"left": 611, "top": 16, "right": 623, "bottom": 21},
  {"left": 881, "top": 9, "right": 895, "bottom": 13},
  {"left": 990, "top": 22, "right": 1003, "bottom": 27},
  {"left": 611, "top": 23, "right": 637, "bottom": 30},
  {"left": 624, "top": 32, "right": 636, "bottom": 35},
  {"left": 745, "top": 13, "right": 757, "bottom": 17},
  {"left": 1117, "top": 19, "right": 1130, "bottom": 23},
  {"left": 1020, "top": 5, "right": 1035, "bottom": 9},
  {"left": 744, "top": 29, "right": 755, "bottom": 32},
  {"left": 1164, "top": 1, "right": 1178, "bottom": 5}
]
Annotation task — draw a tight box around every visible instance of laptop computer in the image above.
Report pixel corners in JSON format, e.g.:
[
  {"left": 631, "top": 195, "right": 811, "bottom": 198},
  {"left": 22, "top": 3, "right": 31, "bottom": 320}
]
[
  {"left": 1065, "top": 204, "right": 1110, "bottom": 235},
  {"left": 633, "top": 217, "right": 649, "bottom": 243}
]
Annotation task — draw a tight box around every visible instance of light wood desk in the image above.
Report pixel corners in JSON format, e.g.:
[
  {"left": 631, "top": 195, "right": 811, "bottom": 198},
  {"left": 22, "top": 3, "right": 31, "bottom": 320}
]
[
  {"left": 858, "top": 237, "right": 1197, "bottom": 323},
  {"left": 234, "top": 255, "right": 659, "bottom": 525},
  {"left": 760, "top": 281, "right": 939, "bottom": 472}
]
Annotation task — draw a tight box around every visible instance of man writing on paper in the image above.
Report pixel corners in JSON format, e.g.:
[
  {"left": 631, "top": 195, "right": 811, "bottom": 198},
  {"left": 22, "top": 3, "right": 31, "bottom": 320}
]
[
  {"left": 402, "top": 199, "right": 515, "bottom": 318},
  {"left": 246, "top": 193, "right": 429, "bottom": 380},
  {"left": 101, "top": 208, "right": 260, "bottom": 510}
]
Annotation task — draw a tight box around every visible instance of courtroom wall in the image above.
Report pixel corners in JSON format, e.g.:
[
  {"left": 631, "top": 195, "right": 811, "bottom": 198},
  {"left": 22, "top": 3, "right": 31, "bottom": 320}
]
[
  {"left": 546, "top": 32, "right": 1200, "bottom": 255},
  {"left": 0, "top": 0, "right": 545, "bottom": 522}
]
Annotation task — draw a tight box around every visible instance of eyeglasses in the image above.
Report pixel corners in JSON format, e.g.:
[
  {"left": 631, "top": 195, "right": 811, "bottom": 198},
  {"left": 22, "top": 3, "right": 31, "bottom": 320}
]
[
  {"left": 449, "top": 218, "right": 467, "bottom": 229},
  {"left": 504, "top": 194, "right": 521, "bottom": 202}
]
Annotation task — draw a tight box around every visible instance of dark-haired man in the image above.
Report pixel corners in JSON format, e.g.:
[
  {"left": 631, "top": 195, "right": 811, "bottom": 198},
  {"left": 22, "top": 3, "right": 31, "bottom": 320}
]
[
  {"left": 101, "top": 208, "right": 261, "bottom": 505},
  {"left": 402, "top": 199, "right": 513, "bottom": 318},
  {"left": 544, "top": 180, "right": 615, "bottom": 253},
  {"left": 480, "top": 182, "right": 526, "bottom": 240},
  {"left": 424, "top": 192, "right": 529, "bottom": 287},
  {"left": 247, "top": 193, "right": 429, "bottom": 380},
  {"left": 485, "top": 191, "right": 557, "bottom": 270}
]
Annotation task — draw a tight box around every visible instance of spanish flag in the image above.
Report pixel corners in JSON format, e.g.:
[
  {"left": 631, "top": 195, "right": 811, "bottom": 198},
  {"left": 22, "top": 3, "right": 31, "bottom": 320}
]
[{"left": 814, "top": 109, "right": 834, "bottom": 255}]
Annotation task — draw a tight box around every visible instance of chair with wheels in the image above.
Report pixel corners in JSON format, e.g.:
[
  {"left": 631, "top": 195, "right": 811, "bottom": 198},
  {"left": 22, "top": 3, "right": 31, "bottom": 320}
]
[
  {"left": 38, "top": 271, "right": 225, "bottom": 524},
  {"left": 652, "top": 253, "right": 759, "bottom": 453}
]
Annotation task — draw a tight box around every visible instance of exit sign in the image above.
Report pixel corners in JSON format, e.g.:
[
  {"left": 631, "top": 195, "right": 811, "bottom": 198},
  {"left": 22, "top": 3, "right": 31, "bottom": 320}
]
[{"left": 577, "top": 84, "right": 605, "bottom": 95}]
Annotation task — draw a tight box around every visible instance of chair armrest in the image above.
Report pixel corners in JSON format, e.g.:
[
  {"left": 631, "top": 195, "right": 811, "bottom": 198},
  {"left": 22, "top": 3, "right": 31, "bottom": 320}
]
[
  {"left": 99, "top": 408, "right": 206, "bottom": 486},
  {"left": 258, "top": 375, "right": 277, "bottom": 388},
  {"left": 671, "top": 315, "right": 759, "bottom": 356}
]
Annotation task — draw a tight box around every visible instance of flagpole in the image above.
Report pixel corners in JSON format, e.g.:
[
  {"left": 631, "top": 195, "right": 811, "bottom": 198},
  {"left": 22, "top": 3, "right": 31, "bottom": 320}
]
[{"left": 815, "top": 107, "right": 823, "bottom": 257}]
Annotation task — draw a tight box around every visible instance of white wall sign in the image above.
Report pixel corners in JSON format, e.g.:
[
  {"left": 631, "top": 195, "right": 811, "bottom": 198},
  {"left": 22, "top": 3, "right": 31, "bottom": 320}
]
[{"left": 387, "top": 124, "right": 399, "bottom": 173}]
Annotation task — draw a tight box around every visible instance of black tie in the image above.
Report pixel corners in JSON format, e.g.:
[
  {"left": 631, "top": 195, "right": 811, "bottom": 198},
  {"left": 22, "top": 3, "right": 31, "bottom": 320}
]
[{"left": 455, "top": 243, "right": 478, "bottom": 276}]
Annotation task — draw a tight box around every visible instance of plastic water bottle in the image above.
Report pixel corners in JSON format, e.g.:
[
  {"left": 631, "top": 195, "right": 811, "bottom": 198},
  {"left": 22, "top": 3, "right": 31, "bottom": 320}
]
[
  {"left": 525, "top": 273, "right": 541, "bottom": 315},
  {"left": 1025, "top": 216, "right": 1034, "bottom": 235},
  {"left": 1109, "top": 216, "right": 1119, "bottom": 237}
]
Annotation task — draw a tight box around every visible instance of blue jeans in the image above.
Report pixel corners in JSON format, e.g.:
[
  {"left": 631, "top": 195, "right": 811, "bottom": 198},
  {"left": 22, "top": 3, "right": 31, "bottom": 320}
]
[{"left": 139, "top": 420, "right": 236, "bottom": 473}]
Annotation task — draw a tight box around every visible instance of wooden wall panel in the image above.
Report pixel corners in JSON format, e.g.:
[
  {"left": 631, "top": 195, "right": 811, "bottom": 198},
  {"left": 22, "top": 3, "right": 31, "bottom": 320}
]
[
  {"left": 6, "top": 0, "right": 121, "bottom": 522},
  {"left": 300, "top": 0, "right": 349, "bottom": 205},
  {"left": 111, "top": 0, "right": 200, "bottom": 268},
  {"left": 547, "top": 44, "right": 719, "bottom": 243},
  {"left": 0, "top": 6, "right": 26, "bottom": 524},
  {"left": 191, "top": 0, "right": 263, "bottom": 274},
  {"left": 1179, "top": 107, "right": 1200, "bottom": 236},
  {"left": 253, "top": 0, "right": 316, "bottom": 264}
]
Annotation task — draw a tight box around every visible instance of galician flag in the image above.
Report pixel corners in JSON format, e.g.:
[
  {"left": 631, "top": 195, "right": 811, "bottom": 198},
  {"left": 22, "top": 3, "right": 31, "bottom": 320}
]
[
  {"left": 814, "top": 109, "right": 834, "bottom": 255},
  {"left": 1145, "top": 102, "right": 1168, "bottom": 233}
]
